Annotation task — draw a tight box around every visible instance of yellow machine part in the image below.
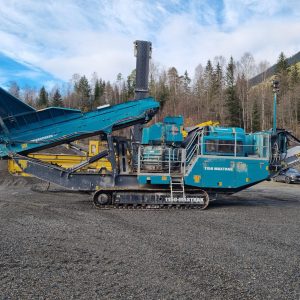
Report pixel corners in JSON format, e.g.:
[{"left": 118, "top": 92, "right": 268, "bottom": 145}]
[
  {"left": 182, "top": 120, "right": 220, "bottom": 138},
  {"left": 8, "top": 141, "right": 112, "bottom": 177},
  {"left": 88, "top": 140, "right": 106, "bottom": 156}
]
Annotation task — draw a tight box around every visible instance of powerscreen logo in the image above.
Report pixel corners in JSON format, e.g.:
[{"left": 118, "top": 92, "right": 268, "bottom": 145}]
[{"left": 204, "top": 167, "right": 233, "bottom": 171}]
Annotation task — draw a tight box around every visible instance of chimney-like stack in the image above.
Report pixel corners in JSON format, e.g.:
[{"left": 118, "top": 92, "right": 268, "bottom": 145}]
[{"left": 134, "top": 40, "right": 152, "bottom": 100}]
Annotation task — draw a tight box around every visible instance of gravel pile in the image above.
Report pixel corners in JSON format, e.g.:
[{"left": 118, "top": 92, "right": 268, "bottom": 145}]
[{"left": 0, "top": 179, "right": 299, "bottom": 299}]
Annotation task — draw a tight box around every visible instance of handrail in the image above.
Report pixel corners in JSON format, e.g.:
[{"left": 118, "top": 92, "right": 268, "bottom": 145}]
[
  {"left": 186, "top": 144, "right": 198, "bottom": 162},
  {"left": 184, "top": 129, "right": 202, "bottom": 166},
  {"left": 185, "top": 129, "right": 201, "bottom": 152}
]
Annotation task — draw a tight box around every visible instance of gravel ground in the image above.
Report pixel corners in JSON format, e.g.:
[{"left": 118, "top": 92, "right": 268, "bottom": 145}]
[{"left": 0, "top": 170, "right": 299, "bottom": 299}]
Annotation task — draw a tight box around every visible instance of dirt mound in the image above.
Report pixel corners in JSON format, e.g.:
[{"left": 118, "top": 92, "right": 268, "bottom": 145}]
[
  {"left": 0, "top": 145, "right": 75, "bottom": 189},
  {"left": 0, "top": 170, "right": 40, "bottom": 188},
  {"left": 0, "top": 161, "right": 42, "bottom": 188}
]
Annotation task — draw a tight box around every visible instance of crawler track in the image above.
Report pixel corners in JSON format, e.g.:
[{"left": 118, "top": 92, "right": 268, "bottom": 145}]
[
  {"left": 93, "top": 188, "right": 210, "bottom": 210},
  {"left": 93, "top": 203, "right": 210, "bottom": 210}
]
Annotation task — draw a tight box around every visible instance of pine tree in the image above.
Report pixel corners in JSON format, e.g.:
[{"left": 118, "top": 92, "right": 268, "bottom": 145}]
[
  {"left": 75, "top": 76, "right": 91, "bottom": 111},
  {"left": 252, "top": 99, "right": 260, "bottom": 131},
  {"left": 157, "top": 81, "right": 169, "bottom": 110},
  {"left": 183, "top": 71, "right": 191, "bottom": 93},
  {"left": 37, "top": 86, "right": 49, "bottom": 108},
  {"left": 126, "top": 70, "right": 136, "bottom": 100},
  {"left": 276, "top": 52, "right": 289, "bottom": 74},
  {"left": 93, "top": 78, "right": 106, "bottom": 107},
  {"left": 204, "top": 60, "right": 213, "bottom": 89},
  {"left": 211, "top": 62, "right": 223, "bottom": 121},
  {"left": 275, "top": 52, "right": 290, "bottom": 99},
  {"left": 94, "top": 79, "right": 101, "bottom": 107},
  {"left": 225, "top": 57, "right": 242, "bottom": 127},
  {"left": 99, "top": 79, "right": 105, "bottom": 101},
  {"left": 155, "top": 71, "right": 169, "bottom": 110},
  {"left": 213, "top": 62, "right": 223, "bottom": 90},
  {"left": 51, "top": 88, "right": 63, "bottom": 107}
]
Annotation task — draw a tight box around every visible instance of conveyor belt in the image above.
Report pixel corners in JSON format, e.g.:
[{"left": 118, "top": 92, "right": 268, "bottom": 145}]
[{"left": 0, "top": 90, "right": 159, "bottom": 158}]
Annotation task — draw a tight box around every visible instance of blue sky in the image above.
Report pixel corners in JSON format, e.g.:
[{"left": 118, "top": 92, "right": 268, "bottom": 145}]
[
  {"left": 0, "top": 0, "right": 300, "bottom": 89},
  {"left": 0, "top": 52, "right": 61, "bottom": 89}
]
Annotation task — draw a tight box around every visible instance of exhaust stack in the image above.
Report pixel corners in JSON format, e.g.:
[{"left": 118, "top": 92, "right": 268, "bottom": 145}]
[
  {"left": 131, "top": 40, "right": 153, "bottom": 169},
  {"left": 272, "top": 80, "right": 279, "bottom": 134},
  {"left": 134, "top": 40, "right": 152, "bottom": 100}
]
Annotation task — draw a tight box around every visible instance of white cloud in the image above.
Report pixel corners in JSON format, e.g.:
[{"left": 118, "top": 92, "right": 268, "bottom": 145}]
[
  {"left": 0, "top": 0, "right": 300, "bottom": 83},
  {"left": 222, "top": 0, "right": 298, "bottom": 28}
]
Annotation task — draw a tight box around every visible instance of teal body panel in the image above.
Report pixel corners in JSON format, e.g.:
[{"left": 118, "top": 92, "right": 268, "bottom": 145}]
[
  {"left": 142, "top": 123, "right": 164, "bottom": 144},
  {"left": 203, "top": 126, "right": 246, "bottom": 156},
  {"left": 184, "top": 156, "right": 269, "bottom": 189},
  {"left": 142, "top": 115, "right": 183, "bottom": 145},
  {"left": 138, "top": 156, "right": 270, "bottom": 190}
]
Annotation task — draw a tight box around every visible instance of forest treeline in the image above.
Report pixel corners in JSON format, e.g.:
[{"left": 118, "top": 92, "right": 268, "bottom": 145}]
[{"left": 7, "top": 52, "right": 300, "bottom": 136}]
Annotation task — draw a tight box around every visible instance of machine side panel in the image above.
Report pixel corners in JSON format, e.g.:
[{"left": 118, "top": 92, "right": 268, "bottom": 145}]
[{"left": 184, "top": 156, "right": 269, "bottom": 189}]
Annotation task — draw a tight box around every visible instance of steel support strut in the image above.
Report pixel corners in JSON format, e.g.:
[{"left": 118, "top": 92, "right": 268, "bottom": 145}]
[
  {"left": 106, "top": 133, "right": 117, "bottom": 183},
  {"left": 67, "top": 149, "right": 108, "bottom": 173}
]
